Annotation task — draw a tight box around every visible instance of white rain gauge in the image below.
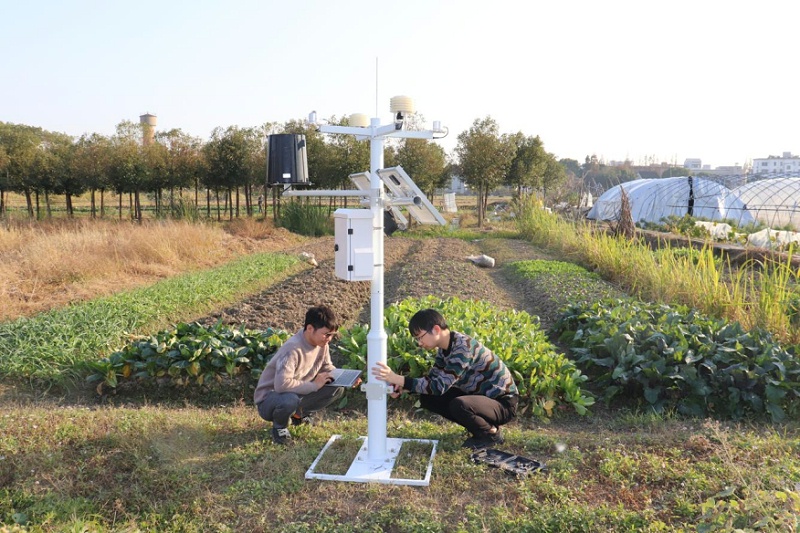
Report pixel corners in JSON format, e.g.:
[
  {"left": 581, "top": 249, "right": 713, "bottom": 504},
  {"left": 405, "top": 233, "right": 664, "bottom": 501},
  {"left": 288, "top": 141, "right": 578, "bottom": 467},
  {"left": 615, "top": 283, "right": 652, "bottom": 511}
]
[{"left": 282, "top": 97, "right": 447, "bottom": 485}]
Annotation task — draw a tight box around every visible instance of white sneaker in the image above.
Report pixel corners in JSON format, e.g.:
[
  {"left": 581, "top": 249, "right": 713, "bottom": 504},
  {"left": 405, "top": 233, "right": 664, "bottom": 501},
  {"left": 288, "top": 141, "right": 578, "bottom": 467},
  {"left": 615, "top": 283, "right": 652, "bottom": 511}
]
[{"left": 272, "top": 427, "right": 292, "bottom": 444}]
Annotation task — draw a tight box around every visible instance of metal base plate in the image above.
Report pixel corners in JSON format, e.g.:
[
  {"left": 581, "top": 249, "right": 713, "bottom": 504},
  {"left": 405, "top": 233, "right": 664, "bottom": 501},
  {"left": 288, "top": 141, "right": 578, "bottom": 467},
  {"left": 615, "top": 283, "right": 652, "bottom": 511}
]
[{"left": 305, "top": 436, "right": 438, "bottom": 486}]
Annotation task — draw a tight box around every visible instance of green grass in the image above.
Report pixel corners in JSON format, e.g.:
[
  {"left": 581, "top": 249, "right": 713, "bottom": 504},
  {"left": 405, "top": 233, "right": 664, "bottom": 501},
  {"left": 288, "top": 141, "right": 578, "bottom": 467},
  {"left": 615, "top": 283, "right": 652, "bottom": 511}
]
[
  {"left": 514, "top": 197, "right": 800, "bottom": 346},
  {"left": 507, "top": 259, "right": 626, "bottom": 313},
  {"left": 0, "top": 252, "right": 301, "bottom": 384},
  {"left": 278, "top": 202, "right": 334, "bottom": 236},
  {"left": 1, "top": 231, "right": 800, "bottom": 531},
  {"left": 1, "top": 401, "right": 797, "bottom": 532}
]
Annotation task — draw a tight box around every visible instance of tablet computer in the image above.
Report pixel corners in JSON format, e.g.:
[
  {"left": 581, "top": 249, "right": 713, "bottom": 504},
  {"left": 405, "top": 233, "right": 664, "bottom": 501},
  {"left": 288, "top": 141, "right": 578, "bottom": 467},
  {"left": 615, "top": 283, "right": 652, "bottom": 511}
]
[{"left": 324, "top": 368, "right": 362, "bottom": 388}]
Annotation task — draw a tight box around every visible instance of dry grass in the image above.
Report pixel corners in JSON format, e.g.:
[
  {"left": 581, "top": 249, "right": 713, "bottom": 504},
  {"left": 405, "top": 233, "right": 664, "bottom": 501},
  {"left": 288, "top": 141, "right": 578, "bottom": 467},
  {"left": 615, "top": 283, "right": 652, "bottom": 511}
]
[{"left": 0, "top": 217, "right": 304, "bottom": 322}]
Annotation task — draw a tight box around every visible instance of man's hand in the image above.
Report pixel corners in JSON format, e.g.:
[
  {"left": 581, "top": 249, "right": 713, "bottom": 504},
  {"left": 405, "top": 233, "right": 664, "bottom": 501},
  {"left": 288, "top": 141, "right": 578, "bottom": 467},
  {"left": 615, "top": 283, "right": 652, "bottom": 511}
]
[
  {"left": 313, "top": 371, "right": 333, "bottom": 387},
  {"left": 372, "top": 361, "right": 402, "bottom": 389}
]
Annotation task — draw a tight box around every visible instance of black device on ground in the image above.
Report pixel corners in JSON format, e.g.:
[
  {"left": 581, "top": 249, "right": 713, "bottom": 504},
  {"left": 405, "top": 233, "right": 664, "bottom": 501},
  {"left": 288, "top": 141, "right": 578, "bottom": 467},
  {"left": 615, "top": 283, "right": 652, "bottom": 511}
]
[{"left": 471, "top": 448, "right": 546, "bottom": 477}]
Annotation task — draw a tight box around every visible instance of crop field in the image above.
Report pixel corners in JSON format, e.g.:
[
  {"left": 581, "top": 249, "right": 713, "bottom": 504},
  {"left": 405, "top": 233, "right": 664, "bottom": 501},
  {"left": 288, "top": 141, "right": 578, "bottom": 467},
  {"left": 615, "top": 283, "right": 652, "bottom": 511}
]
[{"left": 1, "top": 206, "right": 799, "bottom": 532}]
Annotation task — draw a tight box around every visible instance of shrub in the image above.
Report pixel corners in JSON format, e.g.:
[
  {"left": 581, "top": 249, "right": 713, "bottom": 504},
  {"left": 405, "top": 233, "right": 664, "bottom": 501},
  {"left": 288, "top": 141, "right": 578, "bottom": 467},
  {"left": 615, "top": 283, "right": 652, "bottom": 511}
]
[{"left": 279, "top": 201, "right": 332, "bottom": 236}]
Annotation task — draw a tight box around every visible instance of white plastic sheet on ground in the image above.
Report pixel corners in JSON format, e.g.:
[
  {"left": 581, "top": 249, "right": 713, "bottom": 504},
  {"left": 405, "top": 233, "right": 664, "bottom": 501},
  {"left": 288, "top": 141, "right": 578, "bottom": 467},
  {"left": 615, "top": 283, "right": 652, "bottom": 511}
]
[
  {"left": 746, "top": 228, "right": 800, "bottom": 249},
  {"left": 694, "top": 221, "right": 733, "bottom": 240}
]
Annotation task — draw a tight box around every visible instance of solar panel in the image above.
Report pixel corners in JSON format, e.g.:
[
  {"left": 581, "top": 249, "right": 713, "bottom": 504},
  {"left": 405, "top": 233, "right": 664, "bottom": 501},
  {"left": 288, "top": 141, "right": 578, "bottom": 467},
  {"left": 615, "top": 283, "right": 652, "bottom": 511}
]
[{"left": 376, "top": 166, "right": 446, "bottom": 226}]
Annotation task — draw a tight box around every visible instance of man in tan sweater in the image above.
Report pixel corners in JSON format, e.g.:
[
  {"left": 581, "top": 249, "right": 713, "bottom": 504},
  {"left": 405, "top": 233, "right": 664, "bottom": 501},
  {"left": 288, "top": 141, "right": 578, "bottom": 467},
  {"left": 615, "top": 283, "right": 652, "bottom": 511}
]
[{"left": 254, "top": 305, "right": 346, "bottom": 444}]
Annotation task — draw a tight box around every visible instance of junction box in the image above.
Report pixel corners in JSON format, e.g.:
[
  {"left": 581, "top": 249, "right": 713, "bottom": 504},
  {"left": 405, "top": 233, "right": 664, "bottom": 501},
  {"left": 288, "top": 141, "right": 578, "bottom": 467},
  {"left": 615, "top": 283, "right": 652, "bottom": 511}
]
[{"left": 334, "top": 209, "right": 374, "bottom": 281}]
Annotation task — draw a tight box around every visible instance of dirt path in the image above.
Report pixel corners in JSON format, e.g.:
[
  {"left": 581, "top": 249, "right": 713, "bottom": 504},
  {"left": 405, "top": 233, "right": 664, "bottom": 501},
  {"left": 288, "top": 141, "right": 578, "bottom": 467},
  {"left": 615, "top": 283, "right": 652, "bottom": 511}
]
[{"left": 197, "top": 235, "right": 563, "bottom": 333}]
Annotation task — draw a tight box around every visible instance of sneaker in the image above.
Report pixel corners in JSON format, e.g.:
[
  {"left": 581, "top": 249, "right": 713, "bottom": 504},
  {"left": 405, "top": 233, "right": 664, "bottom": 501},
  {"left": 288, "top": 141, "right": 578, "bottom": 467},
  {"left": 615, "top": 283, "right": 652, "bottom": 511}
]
[
  {"left": 462, "top": 429, "right": 504, "bottom": 450},
  {"left": 291, "top": 414, "right": 314, "bottom": 426},
  {"left": 272, "top": 427, "right": 292, "bottom": 445}
]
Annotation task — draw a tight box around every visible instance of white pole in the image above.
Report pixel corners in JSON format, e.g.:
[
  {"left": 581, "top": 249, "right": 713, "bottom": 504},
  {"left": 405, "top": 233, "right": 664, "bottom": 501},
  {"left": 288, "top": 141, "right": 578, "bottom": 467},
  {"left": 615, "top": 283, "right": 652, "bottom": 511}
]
[
  {"left": 314, "top": 115, "right": 440, "bottom": 466},
  {"left": 366, "top": 116, "right": 388, "bottom": 461}
]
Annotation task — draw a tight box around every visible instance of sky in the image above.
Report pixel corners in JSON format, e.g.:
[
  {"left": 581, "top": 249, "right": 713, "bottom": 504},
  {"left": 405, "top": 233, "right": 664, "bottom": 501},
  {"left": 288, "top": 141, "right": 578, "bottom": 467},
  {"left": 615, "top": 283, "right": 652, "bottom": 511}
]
[{"left": 2, "top": 0, "right": 798, "bottom": 169}]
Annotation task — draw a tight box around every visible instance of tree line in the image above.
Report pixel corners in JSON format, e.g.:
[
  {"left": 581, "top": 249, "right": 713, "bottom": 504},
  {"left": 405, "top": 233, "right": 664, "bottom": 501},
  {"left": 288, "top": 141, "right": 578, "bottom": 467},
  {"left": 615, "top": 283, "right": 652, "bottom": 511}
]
[{"left": 0, "top": 116, "right": 572, "bottom": 225}]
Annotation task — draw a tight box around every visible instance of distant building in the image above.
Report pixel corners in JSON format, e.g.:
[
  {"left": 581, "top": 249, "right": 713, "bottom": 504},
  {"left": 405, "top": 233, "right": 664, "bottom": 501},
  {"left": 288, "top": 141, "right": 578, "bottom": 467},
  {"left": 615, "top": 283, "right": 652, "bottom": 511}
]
[
  {"left": 682, "top": 157, "right": 745, "bottom": 179},
  {"left": 751, "top": 152, "right": 800, "bottom": 175},
  {"left": 695, "top": 165, "right": 745, "bottom": 177},
  {"left": 449, "top": 175, "right": 469, "bottom": 194},
  {"left": 684, "top": 158, "right": 702, "bottom": 170}
]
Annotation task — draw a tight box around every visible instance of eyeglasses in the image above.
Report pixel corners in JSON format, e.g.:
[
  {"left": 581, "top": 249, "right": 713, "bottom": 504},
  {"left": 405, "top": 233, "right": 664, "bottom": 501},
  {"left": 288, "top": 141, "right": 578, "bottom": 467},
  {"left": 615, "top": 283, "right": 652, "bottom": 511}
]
[
  {"left": 412, "top": 330, "right": 430, "bottom": 343},
  {"left": 319, "top": 330, "right": 338, "bottom": 339}
]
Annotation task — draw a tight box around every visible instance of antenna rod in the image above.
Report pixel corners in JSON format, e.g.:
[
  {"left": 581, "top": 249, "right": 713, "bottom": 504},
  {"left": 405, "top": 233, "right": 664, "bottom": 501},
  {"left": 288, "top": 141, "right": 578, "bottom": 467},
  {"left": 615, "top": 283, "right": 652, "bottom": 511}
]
[{"left": 375, "top": 57, "right": 379, "bottom": 117}]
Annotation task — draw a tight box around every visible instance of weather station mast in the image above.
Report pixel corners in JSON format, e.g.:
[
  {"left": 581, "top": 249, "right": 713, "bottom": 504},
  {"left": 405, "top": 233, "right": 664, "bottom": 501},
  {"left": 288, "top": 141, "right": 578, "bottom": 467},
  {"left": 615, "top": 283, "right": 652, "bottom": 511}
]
[{"left": 276, "top": 96, "right": 448, "bottom": 485}]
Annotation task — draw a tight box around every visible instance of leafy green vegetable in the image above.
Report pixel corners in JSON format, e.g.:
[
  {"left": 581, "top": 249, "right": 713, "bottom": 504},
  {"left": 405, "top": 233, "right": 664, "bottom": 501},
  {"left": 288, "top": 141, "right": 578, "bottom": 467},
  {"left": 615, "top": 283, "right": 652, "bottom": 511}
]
[
  {"left": 553, "top": 298, "right": 800, "bottom": 421},
  {"left": 338, "top": 295, "right": 594, "bottom": 419}
]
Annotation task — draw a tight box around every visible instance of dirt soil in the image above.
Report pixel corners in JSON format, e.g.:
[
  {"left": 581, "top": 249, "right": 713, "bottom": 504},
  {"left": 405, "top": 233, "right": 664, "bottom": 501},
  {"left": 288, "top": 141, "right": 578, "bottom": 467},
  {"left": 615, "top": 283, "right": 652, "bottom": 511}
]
[{"left": 198, "top": 235, "right": 564, "bottom": 337}]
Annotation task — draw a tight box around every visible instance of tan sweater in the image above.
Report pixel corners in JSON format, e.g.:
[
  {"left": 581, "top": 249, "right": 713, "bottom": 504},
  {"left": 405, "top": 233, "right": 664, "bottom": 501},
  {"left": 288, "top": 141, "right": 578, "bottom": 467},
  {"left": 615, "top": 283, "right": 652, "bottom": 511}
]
[{"left": 253, "top": 329, "right": 335, "bottom": 404}]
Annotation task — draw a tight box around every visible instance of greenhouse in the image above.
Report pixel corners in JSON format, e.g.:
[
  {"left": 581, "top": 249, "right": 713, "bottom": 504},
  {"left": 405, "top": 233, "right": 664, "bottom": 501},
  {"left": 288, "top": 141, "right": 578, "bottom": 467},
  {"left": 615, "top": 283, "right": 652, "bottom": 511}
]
[
  {"left": 731, "top": 177, "right": 800, "bottom": 230},
  {"left": 586, "top": 177, "right": 755, "bottom": 226}
]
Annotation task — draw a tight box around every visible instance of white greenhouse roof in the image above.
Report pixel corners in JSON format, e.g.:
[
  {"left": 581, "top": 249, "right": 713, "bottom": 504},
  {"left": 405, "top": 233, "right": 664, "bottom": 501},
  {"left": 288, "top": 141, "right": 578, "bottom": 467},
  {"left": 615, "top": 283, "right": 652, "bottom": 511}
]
[
  {"left": 731, "top": 177, "right": 800, "bottom": 230},
  {"left": 586, "top": 177, "right": 755, "bottom": 226}
]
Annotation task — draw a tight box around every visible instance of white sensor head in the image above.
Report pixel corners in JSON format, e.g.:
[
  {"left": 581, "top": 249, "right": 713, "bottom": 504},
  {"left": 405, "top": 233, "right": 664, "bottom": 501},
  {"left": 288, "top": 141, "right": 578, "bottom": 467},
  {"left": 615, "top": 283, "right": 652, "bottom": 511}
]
[
  {"left": 348, "top": 113, "right": 370, "bottom": 127},
  {"left": 390, "top": 95, "right": 415, "bottom": 114}
]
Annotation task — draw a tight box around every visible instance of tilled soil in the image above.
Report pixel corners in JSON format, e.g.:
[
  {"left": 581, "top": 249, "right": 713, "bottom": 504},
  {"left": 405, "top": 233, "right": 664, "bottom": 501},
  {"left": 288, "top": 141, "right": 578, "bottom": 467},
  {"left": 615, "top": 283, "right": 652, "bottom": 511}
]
[{"left": 198, "top": 235, "right": 564, "bottom": 335}]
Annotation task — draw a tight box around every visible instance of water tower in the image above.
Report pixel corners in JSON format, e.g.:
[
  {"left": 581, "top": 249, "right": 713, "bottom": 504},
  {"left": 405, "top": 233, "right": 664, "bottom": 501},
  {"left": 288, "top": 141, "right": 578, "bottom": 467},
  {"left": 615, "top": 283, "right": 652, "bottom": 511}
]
[{"left": 139, "top": 113, "right": 157, "bottom": 145}]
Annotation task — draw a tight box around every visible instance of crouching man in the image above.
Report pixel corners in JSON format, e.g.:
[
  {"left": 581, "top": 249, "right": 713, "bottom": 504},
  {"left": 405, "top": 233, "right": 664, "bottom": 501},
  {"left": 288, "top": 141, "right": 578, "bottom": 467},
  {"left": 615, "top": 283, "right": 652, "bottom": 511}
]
[{"left": 254, "top": 305, "right": 349, "bottom": 444}]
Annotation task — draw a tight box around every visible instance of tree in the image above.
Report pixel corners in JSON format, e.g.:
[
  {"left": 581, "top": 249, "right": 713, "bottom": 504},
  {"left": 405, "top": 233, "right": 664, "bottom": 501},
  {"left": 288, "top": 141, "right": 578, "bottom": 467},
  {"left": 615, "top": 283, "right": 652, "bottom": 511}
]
[
  {"left": 506, "top": 133, "right": 547, "bottom": 196},
  {"left": 202, "top": 126, "right": 254, "bottom": 220},
  {"left": 109, "top": 121, "right": 148, "bottom": 221},
  {"left": 662, "top": 166, "right": 690, "bottom": 178},
  {"left": 455, "top": 116, "right": 515, "bottom": 226},
  {"left": 155, "top": 129, "right": 204, "bottom": 216},
  {"left": 73, "top": 133, "right": 113, "bottom": 218},
  {"left": 0, "top": 142, "right": 8, "bottom": 216},
  {"left": 326, "top": 117, "right": 371, "bottom": 190},
  {"left": 28, "top": 142, "right": 57, "bottom": 218},
  {"left": 394, "top": 138, "right": 448, "bottom": 199},
  {"left": 583, "top": 158, "right": 638, "bottom": 195},
  {"left": 0, "top": 122, "right": 44, "bottom": 217},
  {"left": 559, "top": 158, "right": 582, "bottom": 179},
  {"left": 540, "top": 153, "right": 567, "bottom": 199},
  {"left": 46, "top": 131, "right": 85, "bottom": 217}
]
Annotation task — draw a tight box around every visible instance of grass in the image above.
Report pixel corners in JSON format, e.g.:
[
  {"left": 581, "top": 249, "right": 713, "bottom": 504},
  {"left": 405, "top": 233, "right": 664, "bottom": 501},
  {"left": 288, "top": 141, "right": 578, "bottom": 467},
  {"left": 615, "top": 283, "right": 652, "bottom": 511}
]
[
  {"left": 391, "top": 440, "right": 436, "bottom": 480},
  {"left": 309, "top": 436, "right": 363, "bottom": 476},
  {"left": 507, "top": 259, "right": 626, "bottom": 313},
  {"left": 1, "top": 399, "right": 797, "bottom": 531},
  {"left": 0, "top": 252, "right": 302, "bottom": 384},
  {"left": 0, "top": 216, "right": 303, "bottom": 322},
  {"left": 514, "top": 197, "right": 800, "bottom": 346},
  {"left": 1, "top": 212, "right": 800, "bottom": 531}
]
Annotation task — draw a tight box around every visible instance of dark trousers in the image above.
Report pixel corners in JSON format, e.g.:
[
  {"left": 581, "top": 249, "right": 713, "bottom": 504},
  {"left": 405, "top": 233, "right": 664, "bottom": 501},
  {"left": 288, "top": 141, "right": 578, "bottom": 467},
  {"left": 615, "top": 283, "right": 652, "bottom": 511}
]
[
  {"left": 419, "top": 388, "right": 517, "bottom": 437},
  {"left": 257, "top": 386, "right": 344, "bottom": 429}
]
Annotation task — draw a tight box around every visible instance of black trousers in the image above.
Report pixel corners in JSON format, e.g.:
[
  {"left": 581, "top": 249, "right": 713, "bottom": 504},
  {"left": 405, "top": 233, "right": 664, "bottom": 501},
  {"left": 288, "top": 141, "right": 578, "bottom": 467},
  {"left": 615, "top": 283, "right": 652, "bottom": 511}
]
[
  {"left": 257, "top": 386, "right": 344, "bottom": 429},
  {"left": 419, "top": 388, "right": 517, "bottom": 437}
]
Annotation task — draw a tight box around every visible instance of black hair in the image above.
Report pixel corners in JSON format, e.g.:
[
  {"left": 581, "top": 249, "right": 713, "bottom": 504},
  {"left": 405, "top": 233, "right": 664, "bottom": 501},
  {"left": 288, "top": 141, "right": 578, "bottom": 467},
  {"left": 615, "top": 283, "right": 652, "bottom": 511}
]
[
  {"left": 408, "top": 308, "right": 448, "bottom": 336},
  {"left": 304, "top": 305, "right": 339, "bottom": 331}
]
